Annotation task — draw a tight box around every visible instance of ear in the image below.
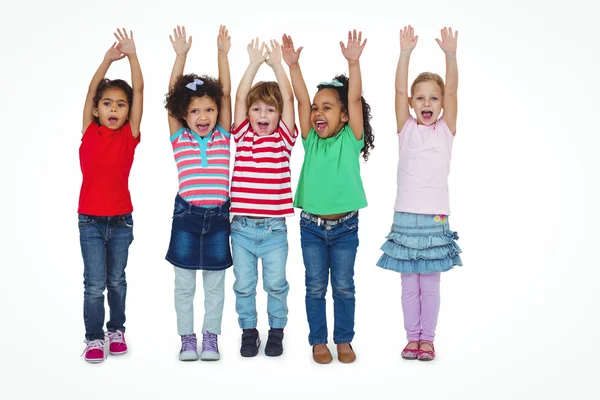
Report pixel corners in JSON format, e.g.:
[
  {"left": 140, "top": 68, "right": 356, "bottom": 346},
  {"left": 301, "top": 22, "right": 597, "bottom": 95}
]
[
  {"left": 341, "top": 110, "right": 349, "bottom": 123},
  {"left": 92, "top": 107, "right": 99, "bottom": 117},
  {"left": 408, "top": 97, "right": 413, "bottom": 109}
]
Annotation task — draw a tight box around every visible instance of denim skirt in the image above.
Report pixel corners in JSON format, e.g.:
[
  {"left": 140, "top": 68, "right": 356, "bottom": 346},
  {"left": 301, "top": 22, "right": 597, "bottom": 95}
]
[
  {"left": 166, "top": 194, "right": 233, "bottom": 270},
  {"left": 376, "top": 211, "right": 462, "bottom": 274}
]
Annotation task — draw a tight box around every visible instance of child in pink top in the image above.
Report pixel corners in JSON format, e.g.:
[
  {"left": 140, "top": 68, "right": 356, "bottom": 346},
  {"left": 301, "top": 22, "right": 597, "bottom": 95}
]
[{"left": 376, "top": 26, "right": 463, "bottom": 361}]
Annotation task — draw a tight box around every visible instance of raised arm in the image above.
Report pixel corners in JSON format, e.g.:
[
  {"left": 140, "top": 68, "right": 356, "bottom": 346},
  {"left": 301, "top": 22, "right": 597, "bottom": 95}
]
[
  {"left": 265, "top": 39, "right": 295, "bottom": 134},
  {"left": 115, "top": 28, "right": 143, "bottom": 138},
  {"left": 168, "top": 25, "right": 192, "bottom": 134},
  {"left": 436, "top": 27, "right": 458, "bottom": 134},
  {"left": 340, "top": 29, "right": 367, "bottom": 140},
  {"left": 282, "top": 34, "right": 310, "bottom": 139},
  {"left": 217, "top": 25, "right": 232, "bottom": 130},
  {"left": 234, "top": 38, "right": 267, "bottom": 129},
  {"left": 82, "top": 43, "right": 125, "bottom": 133},
  {"left": 396, "top": 25, "right": 418, "bottom": 132}
]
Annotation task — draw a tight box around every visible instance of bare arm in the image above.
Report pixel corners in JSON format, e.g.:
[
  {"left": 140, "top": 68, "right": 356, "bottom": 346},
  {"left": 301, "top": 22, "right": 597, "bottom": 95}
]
[
  {"left": 282, "top": 34, "right": 310, "bottom": 139},
  {"left": 217, "top": 25, "right": 232, "bottom": 130},
  {"left": 234, "top": 38, "right": 266, "bottom": 130},
  {"left": 115, "top": 28, "right": 143, "bottom": 139},
  {"left": 168, "top": 25, "right": 192, "bottom": 135},
  {"left": 437, "top": 27, "right": 458, "bottom": 134},
  {"left": 340, "top": 29, "right": 367, "bottom": 140},
  {"left": 82, "top": 43, "right": 125, "bottom": 133},
  {"left": 266, "top": 40, "right": 295, "bottom": 134},
  {"left": 396, "top": 26, "right": 418, "bottom": 132}
]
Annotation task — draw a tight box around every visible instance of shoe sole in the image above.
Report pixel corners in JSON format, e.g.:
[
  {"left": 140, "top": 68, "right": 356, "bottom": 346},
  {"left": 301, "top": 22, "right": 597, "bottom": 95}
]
[
  {"left": 109, "top": 350, "right": 128, "bottom": 355},
  {"left": 265, "top": 350, "right": 283, "bottom": 357},
  {"left": 179, "top": 351, "right": 199, "bottom": 361},
  {"left": 200, "top": 351, "right": 220, "bottom": 361},
  {"left": 85, "top": 358, "right": 106, "bottom": 363}
]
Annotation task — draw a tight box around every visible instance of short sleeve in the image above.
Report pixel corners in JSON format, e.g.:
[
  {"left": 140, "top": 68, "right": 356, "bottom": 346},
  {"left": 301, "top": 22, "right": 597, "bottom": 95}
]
[
  {"left": 215, "top": 124, "right": 231, "bottom": 140},
  {"left": 122, "top": 122, "right": 140, "bottom": 144},
  {"left": 278, "top": 119, "right": 298, "bottom": 151},
  {"left": 398, "top": 116, "right": 417, "bottom": 136},
  {"left": 346, "top": 125, "right": 364, "bottom": 153},
  {"left": 231, "top": 119, "right": 251, "bottom": 143},
  {"left": 170, "top": 127, "right": 186, "bottom": 143},
  {"left": 435, "top": 118, "right": 455, "bottom": 138},
  {"left": 302, "top": 128, "right": 317, "bottom": 149}
]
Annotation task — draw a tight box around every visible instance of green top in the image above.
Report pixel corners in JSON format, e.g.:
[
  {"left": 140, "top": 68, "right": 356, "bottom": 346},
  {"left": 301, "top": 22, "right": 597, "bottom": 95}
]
[{"left": 293, "top": 124, "right": 368, "bottom": 214}]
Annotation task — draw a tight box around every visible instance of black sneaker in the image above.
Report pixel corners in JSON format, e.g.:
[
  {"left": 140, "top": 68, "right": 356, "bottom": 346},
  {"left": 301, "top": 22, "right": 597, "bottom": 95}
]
[
  {"left": 265, "top": 328, "right": 284, "bottom": 357},
  {"left": 240, "top": 329, "right": 260, "bottom": 357}
]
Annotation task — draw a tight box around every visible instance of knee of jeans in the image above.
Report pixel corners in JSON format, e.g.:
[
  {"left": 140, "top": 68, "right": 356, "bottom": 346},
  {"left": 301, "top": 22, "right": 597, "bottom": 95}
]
[
  {"left": 84, "top": 280, "right": 105, "bottom": 297},
  {"left": 306, "top": 281, "right": 327, "bottom": 299},
  {"left": 263, "top": 279, "right": 289, "bottom": 296},
  {"left": 332, "top": 284, "right": 355, "bottom": 298},
  {"left": 233, "top": 278, "right": 258, "bottom": 296}
]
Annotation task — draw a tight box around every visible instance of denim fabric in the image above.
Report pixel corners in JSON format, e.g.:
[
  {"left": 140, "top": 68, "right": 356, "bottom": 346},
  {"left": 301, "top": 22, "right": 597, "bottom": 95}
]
[
  {"left": 299, "top": 211, "right": 359, "bottom": 345},
  {"left": 231, "top": 216, "right": 289, "bottom": 329},
  {"left": 174, "top": 267, "right": 226, "bottom": 335},
  {"left": 166, "top": 194, "right": 232, "bottom": 270},
  {"left": 79, "top": 213, "right": 134, "bottom": 341}
]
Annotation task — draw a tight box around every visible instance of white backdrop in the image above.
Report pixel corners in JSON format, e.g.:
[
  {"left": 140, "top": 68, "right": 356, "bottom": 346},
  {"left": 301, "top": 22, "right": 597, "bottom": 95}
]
[{"left": 1, "top": 0, "right": 598, "bottom": 399}]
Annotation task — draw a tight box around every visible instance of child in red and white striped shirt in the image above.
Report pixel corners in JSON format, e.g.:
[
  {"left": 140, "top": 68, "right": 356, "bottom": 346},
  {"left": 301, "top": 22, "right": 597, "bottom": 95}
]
[{"left": 230, "top": 37, "right": 297, "bottom": 357}]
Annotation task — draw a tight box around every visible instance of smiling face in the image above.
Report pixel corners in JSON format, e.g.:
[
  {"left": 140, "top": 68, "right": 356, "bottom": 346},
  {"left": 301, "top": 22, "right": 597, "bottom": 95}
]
[
  {"left": 410, "top": 80, "right": 444, "bottom": 125},
  {"left": 184, "top": 96, "right": 219, "bottom": 136},
  {"left": 310, "top": 88, "right": 348, "bottom": 138},
  {"left": 93, "top": 88, "right": 130, "bottom": 129},
  {"left": 247, "top": 100, "right": 280, "bottom": 136}
]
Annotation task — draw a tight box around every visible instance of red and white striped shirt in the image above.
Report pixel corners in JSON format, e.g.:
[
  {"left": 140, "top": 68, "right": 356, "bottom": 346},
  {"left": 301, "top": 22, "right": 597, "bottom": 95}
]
[{"left": 230, "top": 119, "right": 297, "bottom": 217}]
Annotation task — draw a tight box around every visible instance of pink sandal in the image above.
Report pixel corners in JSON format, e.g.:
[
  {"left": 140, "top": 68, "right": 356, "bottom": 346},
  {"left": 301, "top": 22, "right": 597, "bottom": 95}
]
[
  {"left": 417, "top": 341, "right": 435, "bottom": 361},
  {"left": 401, "top": 341, "right": 420, "bottom": 360}
]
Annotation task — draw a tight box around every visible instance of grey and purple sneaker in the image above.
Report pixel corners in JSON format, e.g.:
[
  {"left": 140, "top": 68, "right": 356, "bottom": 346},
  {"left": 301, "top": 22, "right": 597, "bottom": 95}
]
[
  {"left": 179, "top": 333, "right": 198, "bottom": 361},
  {"left": 200, "top": 331, "right": 220, "bottom": 361}
]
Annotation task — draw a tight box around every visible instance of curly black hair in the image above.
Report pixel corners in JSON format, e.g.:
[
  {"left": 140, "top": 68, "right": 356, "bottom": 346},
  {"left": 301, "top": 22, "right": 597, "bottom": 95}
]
[
  {"left": 164, "top": 74, "right": 223, "bottom": 128},
  {"left": 316, "top": 74, "right": 374, "bottom": 162},
  {"left": 93, "top": 78, "right": 133, "bottom": 125}
]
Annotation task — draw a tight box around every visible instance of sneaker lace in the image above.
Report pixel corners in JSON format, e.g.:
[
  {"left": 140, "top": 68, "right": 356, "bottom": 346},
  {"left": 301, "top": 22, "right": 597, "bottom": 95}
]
[
  {"left": 108, "top": 331, "right": 124, "bottom": 344},
  {"left": 81, "top": 339, "right": 104, "bottom": 356},
  {"left": 181, "top": 334, "right": 197, "bottom": 352},
  {"left": 202, "top": 332, "right": 218, "bottom": 351}
]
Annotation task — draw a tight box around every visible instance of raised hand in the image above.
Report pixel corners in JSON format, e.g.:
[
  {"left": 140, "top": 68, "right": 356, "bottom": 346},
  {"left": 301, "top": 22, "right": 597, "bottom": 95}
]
[
  {"left": 169, "top": 25, "right": 192, "bottom": 55},
  {"left": 340, "top": 29, "right": 367, "bottom": 62},
  {"left": 281, "top": 34, "right": 303, "bottom": 66},
  {"left": 114, "top": 28, "right": 136, "bottom": 56},
  {"left": 265, "top": 39, "right": 282, "bottom": 66},
  {"left": 247, "top": 38, "right": 267, "bottom": 64},
  {"left": 217, "top": 25, "right": 231, "bottom": 54},
  {"left": 400, "top": 25, "right": 418, "bottom": 53},
  {"left": 104, "top": 42, "right": 126, "bottom": 62},
  {"left": 435, "top": 26, "right": 458, "bottom": 56}
]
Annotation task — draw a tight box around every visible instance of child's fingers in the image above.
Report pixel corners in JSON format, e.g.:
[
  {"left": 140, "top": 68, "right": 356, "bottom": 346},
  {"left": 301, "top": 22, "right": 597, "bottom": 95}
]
[
  {"left": 182, "top": 26, "right": 187, "bottom": 39},
  {"left": 357, "top": 31, "right": 362, "bottom": 44},
  {"left": 339, "top": 41, "right": 345, "bottom": 52}
]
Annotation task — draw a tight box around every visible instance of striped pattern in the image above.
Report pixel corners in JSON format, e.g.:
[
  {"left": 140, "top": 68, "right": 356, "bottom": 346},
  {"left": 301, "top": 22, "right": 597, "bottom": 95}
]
[
  {"left": 230, "top": 119, "right": 297, "bottom": 217},
  {"left": 170, "top": 126, "right": 231, "bottom": 207}
]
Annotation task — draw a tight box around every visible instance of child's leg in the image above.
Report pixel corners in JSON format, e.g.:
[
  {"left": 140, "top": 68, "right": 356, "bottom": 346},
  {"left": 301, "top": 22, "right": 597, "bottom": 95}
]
[
  {"left": 79, "top": 216, "right": 108, "bottom": 341},
  {"left": 201, "top": 270, "right": 226, "bottom": 334},
  {"left": 105, "top": 214, "right": 134, "bottom": 333},
  {"left": 419, "top": 273, "right": 441, "bottom": 342},
  {"left": 231, "top": 239, "right": 260, "bottom": 329},
  {"left": 401, "top": 273, "right": 421, "bottom": 342},
  {"left": 174, "top": 267, "right": 197, "bottom": 335},
  {"left": 329, "top": 226, "right": 359, "bottom": 345},
  {"left": 260, "top": 219, "right": 290, "bottom": 329},
  {"left": 300, "top": 221, "right": 330, "bottom": 345}
]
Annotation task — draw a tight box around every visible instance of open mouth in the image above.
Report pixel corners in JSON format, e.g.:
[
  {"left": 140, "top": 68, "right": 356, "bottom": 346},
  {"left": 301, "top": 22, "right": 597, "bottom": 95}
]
[
  {"left": 108, "top": 117, "right": 119, "bottom": 123},
  {"left": 421, "top": 111, "right": 433, "bottom": 119},
  {"left": 196, "top": 123, "right": 210, "bottom": 132},
  {"left": 257, "top": 122, "right": 269, "bottom": 131},
  {"left": 315, "top": 121, "right": 327, "bottom": 133}
]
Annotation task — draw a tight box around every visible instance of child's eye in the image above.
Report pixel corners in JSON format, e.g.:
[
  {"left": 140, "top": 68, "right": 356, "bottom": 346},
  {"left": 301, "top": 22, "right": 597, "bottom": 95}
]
[
  {"left": 431, "top": 97, "right": 438, "bottom": 101},
  {"left": 416, "top": 97, "right": 423, "bottom": 100},
  {"left": 103, "top": 101, "right": 111, "bottom": 106},
  {"left": 268, "top": 108, "right": 276, "bottom": 113},
  {"left": 324, "top": 106, "right": 331, "bottom": 110},
  {"left": 118, "top": 103, "right": 126, "bottom": 107},
  {"left": 207, "top": 108, "right": 214, "bottom": 112}
]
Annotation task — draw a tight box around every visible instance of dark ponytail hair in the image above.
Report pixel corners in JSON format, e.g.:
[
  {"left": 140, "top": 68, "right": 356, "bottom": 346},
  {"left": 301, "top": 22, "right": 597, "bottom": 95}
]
[
  {"left": 93, "top": 78, "right": 133, "bottom": 124},
  {"left": 316, "top": 74, "right": 374, "bottom": 161}
]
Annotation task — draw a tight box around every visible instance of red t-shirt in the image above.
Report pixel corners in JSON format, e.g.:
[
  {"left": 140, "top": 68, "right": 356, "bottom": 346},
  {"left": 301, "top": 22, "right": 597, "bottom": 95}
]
[{"left": 78, "top": 121, "right": 140, "bottom": 216}]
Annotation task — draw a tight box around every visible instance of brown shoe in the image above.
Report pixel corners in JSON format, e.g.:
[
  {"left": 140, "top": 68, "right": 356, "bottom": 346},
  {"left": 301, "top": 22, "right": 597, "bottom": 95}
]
[
  {"left": 312, "top": 344, "right": 333, "bottom": 364},
  {"left": 336, "top": 343, "right": 356, "bottom": 363}
]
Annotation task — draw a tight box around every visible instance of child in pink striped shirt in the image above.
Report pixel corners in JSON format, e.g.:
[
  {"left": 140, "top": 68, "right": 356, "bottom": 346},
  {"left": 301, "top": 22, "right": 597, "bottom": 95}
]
[{"left": 230, "top": 38, "right": 297, "bottom": 357}]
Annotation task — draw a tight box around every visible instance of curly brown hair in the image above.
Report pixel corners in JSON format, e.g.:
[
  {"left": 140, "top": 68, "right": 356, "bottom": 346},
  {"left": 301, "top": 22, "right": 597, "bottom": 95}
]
[
  {"left": 164, "top": 74, "right": 223, "bottom": 128},
  {"left": 316, "top": 74, "right": 375, "bottom": 162}
]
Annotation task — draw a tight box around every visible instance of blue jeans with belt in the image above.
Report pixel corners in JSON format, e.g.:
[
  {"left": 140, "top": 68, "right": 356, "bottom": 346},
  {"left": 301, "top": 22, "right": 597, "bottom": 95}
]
[
  {"left": 79, "top": 213, "right": 134, "bottom": 341},
  {"left": 299, "top": 211, "right": 359, "bottom": 345}
]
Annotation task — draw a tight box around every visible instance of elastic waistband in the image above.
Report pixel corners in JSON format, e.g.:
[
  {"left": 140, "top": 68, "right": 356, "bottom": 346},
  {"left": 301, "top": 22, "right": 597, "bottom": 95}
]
[
  {"left": 176, "top": 194, "right": 230, "bottom": 215},
  {"left": 300, "top": 210, "right": 357, "bottom": 226},
  {"left": 233, "top": 215, "right": 285, "bottom": 228}
]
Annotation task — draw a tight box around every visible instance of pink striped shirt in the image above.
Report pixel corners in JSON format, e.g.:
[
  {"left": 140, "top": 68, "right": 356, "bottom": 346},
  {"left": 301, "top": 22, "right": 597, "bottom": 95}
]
[
  {"left": 171, "top": 126, "right": 231, "bottom": 207},
  {"left": 230, "top": 119, "right": 297, "bottom": 217}
]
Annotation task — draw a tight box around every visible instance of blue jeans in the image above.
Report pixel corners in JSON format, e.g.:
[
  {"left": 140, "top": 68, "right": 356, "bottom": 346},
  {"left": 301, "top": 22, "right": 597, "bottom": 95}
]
[
  {"left": 79, "top": 213, "right": 134, "bottom": 341},
  {"left": 299, "top": 211, "right": 359, "bottom": 345},
  {"left": 231, "top": 216, "right": 289, "bottom": 329}
]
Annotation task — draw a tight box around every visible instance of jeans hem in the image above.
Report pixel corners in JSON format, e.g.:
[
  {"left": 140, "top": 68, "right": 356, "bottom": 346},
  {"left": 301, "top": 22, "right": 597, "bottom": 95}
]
[
  {"left": 268, "top": 317, "right": 287, "bottom": 329},
  {"left": 333, "top": 337, "right": 354, "bottom": 344},
  {"left": 239, "top": 319, "right": 257, "bottom": 329},
  {"left": 309, "top": 339, "right": 328, "bottom": 345}
]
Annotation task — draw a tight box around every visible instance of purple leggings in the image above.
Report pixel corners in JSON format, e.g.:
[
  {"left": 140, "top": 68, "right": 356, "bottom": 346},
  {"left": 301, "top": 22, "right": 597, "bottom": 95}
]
[{"left": 401, "top": 273, "right": 441, "bottom": 342}]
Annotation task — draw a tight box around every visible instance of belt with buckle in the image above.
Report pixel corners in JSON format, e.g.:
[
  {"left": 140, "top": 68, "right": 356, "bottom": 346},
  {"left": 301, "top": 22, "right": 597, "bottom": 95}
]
[{"left": 301, "top": 210, "right": 357, "bottom": 226}]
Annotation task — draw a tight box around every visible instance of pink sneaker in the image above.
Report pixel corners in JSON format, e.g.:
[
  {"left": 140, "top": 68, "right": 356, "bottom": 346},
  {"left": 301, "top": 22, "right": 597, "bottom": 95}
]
[
  {"left": 83, "top": 339, "right": 106, "bottom": 363},
  {"left": 108, "top": 330, "right": 128, "bottom": 355},
  {"left": 401, "top": 341, "right": 420, "bottom": 360}
]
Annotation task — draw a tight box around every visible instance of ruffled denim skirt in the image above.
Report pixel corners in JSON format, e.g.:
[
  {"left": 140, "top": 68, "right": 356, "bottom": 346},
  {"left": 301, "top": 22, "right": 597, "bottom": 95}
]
[{"left": 376, "top": 211, "right": 462, "bottom": 274}]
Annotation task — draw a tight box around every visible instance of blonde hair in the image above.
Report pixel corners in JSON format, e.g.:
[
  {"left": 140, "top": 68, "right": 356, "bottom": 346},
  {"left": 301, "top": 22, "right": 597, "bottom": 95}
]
[
  {"left": 410, "top": 72, "right": 445, "bottom": 97},
  {"left": 246, "top": 81, "right": 283, "bottom": 115}
]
